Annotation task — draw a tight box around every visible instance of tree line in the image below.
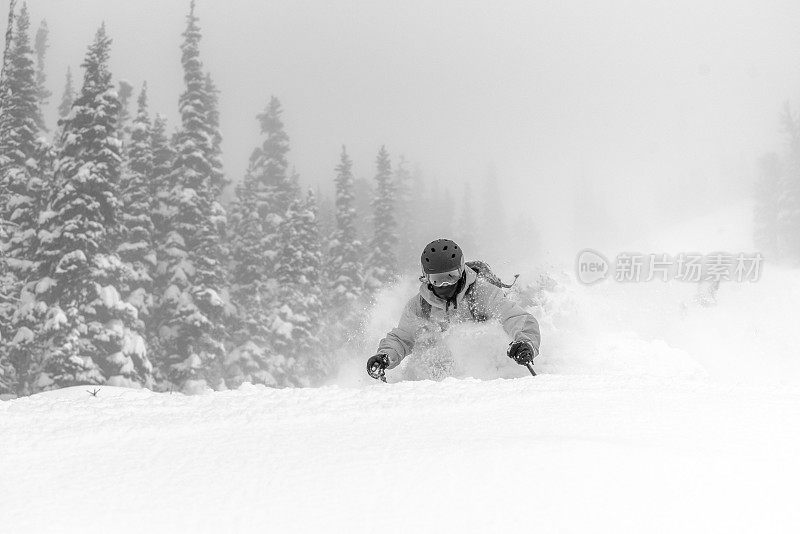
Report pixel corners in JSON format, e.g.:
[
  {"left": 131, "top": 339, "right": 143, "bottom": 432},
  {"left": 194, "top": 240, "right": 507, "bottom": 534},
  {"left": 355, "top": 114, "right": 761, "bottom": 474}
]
[{"left": 0, "top": 1, "right": 465, "bottom": 397}]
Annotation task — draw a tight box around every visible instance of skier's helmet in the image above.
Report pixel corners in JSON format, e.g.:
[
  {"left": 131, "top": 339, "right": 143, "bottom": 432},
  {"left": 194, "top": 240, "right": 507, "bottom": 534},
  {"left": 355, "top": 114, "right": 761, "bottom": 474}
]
[{"left": 421, "top": 239, "right": 465, "bottom": 287}]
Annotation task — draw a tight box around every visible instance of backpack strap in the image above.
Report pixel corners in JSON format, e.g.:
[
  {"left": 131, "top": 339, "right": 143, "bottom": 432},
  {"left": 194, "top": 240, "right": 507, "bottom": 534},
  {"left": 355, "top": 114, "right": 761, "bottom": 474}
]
[{"left": 419, "top": 295, "right": 432, "bottom": 320}]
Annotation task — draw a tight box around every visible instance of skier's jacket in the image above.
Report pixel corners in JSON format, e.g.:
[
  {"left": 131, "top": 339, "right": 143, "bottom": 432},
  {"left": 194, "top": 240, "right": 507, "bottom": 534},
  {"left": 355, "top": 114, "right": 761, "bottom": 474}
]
[{"left": 378, "top": 265, "right": 541, "bottom": 369}]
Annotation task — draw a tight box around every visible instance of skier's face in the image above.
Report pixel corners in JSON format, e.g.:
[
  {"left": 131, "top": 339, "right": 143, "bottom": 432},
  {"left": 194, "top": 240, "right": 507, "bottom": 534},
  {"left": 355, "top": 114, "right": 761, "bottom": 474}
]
[{"left": 431, "top": 274, "right": 463, "bottom": 300}]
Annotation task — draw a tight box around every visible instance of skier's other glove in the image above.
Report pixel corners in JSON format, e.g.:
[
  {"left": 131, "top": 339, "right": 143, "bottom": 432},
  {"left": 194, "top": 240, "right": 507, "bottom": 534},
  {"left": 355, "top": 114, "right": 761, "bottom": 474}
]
[
  {"left": 507, "top": 341, "right": 537, "bottom": 366},
  {"left": 367, "top": 354, "right": 390, "bottom": 381}
]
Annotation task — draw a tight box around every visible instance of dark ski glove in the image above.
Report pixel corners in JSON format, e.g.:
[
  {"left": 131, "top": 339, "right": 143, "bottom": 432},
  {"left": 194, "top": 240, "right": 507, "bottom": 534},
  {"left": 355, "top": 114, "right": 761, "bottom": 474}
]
[
  {"left": 507, "top": 341, "right": 537, "bottom": 366},
  {"left": 367, "top": 354, "right": 390, "bottom": 381}
]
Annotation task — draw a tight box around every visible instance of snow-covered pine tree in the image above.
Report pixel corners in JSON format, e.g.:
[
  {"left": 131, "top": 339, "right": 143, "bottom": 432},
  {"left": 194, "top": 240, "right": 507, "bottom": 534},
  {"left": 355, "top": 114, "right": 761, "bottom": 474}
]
[
  {"left": 0, "top": 283, "right": 13, "bottom": 392},
  {"left": 119, "top": 83, "right": 156, "bottom": 335},
  {"left": 149, "top": 114, "right": 175, "bottom": 243},
  {"left": 0, "top": 0, "right": 13, "bottom": 229},
  {"left": 226, "top": 96, "right": 296, "bottom": 387},
  {"left": 146, "top": 113, "right": 175, "bottom": 378},
  {"left": 0, "top": 271, "right": 13, "bottom": 392},
  {"left": 31, "top": 25, "right": 152, "bottom": 391},
  {"left": 365, "top": 145, "right": 397, "bottom": 290},
  {"left": 203, "top": 72, "right": 224, "bottom": 191},
  {"left": 224, "top": 173, "right": 267, "bottom": 388},
  {"left": 0, "top": 0, "right": 17, "bottom": 395},
  {"left": 0, "top": 3, "right": 42, "bottom": 173},
  {"left": 155, "top": 2, "right": 229, "bottom": 393},
  {"left": 253, "top": 96, "right": 295, "bottom": 215},
  {"left": 754, "top": 152, "right": 782, "bottom": 258},
  {"left": 272, "top": 190, "right": 326, "bottom": 385},
  {"left": 33, "top": 18, "right": 49, "bottom": 131},
  {"left": 328, "top": 146, "right": 363, "bottom": 307},
  {"left": 2, "top": 139, "right": 53, "bottom": 396},
  {"left": 116, "top": 79, "right": 133, "bottom": 144},
  {"left": 57, "top": 67, "right": 74, "bottom": 120},
  {"left": 201, "top": 71, "right": 228, "bottom": 264},
  {"left": 0, "top": 3, "right": 54, "bottom": 396}
]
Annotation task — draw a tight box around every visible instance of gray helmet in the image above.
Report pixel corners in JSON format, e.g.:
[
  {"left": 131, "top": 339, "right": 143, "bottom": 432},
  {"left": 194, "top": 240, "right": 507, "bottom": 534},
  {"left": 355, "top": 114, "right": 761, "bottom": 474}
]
[{"left": 421, "top": 239, "right": 464, "bottom": 275}]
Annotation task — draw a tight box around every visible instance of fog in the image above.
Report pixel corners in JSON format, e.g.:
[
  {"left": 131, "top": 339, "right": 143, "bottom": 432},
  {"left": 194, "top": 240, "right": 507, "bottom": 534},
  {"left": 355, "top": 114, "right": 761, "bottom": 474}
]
[{"left": 11, "top": 0, "right": 800, "bottom": 261}]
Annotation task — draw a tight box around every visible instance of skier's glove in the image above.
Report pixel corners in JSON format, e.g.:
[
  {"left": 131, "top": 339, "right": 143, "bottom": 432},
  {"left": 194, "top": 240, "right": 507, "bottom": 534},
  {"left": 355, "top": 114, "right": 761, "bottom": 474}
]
[
  {"left": 507, "top": 341, "right": 537, "bottom": 366},
  {"left": 367, "top": 354, "right": 390, "bottom": 381}
]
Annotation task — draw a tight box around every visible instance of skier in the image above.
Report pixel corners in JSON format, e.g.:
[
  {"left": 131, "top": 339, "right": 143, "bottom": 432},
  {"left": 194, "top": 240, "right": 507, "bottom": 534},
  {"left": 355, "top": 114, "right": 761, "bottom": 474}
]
[{"left": 367, "top": 239, "right": 541, "bottom": 381}]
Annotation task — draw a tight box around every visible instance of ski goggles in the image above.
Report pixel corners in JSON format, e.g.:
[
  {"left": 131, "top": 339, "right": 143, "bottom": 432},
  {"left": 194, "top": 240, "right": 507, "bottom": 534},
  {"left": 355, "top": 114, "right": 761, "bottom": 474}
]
[{"left": 425, "top": 268, "right": 464, "bottom": 287}]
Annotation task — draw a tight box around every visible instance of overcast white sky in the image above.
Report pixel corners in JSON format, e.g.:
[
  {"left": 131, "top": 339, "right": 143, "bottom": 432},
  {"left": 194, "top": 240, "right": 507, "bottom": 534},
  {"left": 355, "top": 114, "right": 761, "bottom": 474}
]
[{"left": 9, "top": 0, "right": 800, "bottom": 253}]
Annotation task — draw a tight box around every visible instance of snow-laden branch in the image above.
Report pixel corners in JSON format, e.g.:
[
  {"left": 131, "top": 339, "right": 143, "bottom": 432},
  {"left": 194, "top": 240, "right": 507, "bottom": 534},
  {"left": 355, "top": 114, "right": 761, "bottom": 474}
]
[{"left": 0, "top": 291, "right": 20, "bottom": 302}]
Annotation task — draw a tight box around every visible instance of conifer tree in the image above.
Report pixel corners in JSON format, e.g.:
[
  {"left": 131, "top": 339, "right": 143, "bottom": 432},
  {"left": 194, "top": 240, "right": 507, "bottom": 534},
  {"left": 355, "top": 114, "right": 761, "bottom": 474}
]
[
  {"left": 117, "top": 79, "right": 133, "bottom": 143},
  {"left": 33, "top": 18, "right": 49, "bottom": 130},
  {"left": 328, "top": 146, "right": 363, "bottom": 307},
  {"left": 229, "top": 96, "right": 295, "bottom": 295},
  {"left": 365, "top": 146, "right": 397, "bottom": 290},
  {"left": 30, "top": 25, "right": 152, "bottom": 390},
  {"left": 57, "top": 67, "right": 74, "bottom": 119},
  {"left": 0, "top": 292, "right": 14, "bottom": 392},
  {"left": 0, "top": 0, "right": 16, "bottom": 105},
  {"left": 155, "top": 2, "right": 228, "bottom": 392},
  {"left": 272, "top": 190, "right": 325, "bottom": 384},
  {"left": 149, "top": 114, "right": 175, "bottom": 243},
  {"left": 2, "top": 139, "right": 53, "bottom": 395},
  {"left": 0, "top": 0, "right": 18, "bottom": 395},
  {"left": 146, "top": 113, "right": 175, "bottom": 376},
  {"left": 119, "top": 83, "right": 156, "bottom": 324},
  {"left": 226, "top": 96, "right": 296, "bottom": 387},
  {"left": 0, "top": 3, "right": 41, "bottom": 172},
  {"left": 0, "top": 3, "right": 55, "bottom": 396},
  {"left": 202, "top": 72, "right": 227, "bottom": 254},
  {"left": 203, "top": 72, "right": 224, "bottom": 190}
]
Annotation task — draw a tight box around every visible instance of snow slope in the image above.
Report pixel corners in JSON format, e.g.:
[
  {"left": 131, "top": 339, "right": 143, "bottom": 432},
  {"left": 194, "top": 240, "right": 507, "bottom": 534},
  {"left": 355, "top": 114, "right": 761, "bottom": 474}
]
[
  {"left": 2, "top": 379, "right": 799, "bottom": 533},
  {"left": 3, "top": 203, "right": 800, "bottom": 533}
]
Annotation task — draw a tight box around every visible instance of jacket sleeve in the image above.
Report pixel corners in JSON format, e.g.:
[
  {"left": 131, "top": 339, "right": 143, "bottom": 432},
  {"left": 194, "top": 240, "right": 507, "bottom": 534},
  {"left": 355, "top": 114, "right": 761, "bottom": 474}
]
[
  {"left": 377, "top": 297, "right": 424, "bottom": 369},
  {"left": 475, "top": 282, "right": 541, "bottom": 354}
]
